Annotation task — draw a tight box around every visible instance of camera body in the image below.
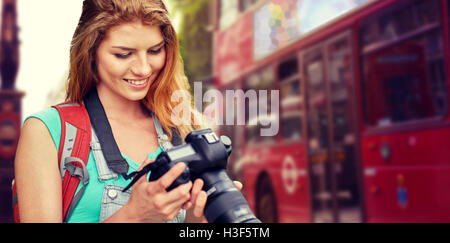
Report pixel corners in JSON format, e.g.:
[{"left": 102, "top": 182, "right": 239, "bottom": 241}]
[{"left": 147, "top": 128, "right": 261, "bottom": 223}]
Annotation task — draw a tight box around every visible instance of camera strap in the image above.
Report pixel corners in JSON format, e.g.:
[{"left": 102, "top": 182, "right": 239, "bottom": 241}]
[
  {"left": 84, "top": 89, "right": 131, "bottom": 179},
  {"left": 84, "top": 88, "right": 175, "bottom": 180},
  {"left": 122, "top": 159, "right": 161, "bottom": 192}
]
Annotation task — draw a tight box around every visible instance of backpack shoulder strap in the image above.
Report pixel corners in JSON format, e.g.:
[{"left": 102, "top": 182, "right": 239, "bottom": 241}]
[
  {"left": 12, "top": 102, "right": 91, "bottom": 223},
  {"left": 52, "top": 102, "right": 91, "bottom": 222}
]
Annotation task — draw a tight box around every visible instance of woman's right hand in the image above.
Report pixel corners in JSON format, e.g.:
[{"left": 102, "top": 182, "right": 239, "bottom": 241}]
[{"left": 104, "top": 160, "right": 192, "bottom": 223}]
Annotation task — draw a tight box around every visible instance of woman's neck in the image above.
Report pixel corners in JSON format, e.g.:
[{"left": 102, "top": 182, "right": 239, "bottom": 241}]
[{"left": 96, "top": 86, "right": 149, "bottom": 121}]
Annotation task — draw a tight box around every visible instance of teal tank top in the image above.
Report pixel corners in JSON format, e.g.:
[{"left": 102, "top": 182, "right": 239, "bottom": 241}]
[{"left": 26, "top": 107, "right": 163, "bottom": 223}]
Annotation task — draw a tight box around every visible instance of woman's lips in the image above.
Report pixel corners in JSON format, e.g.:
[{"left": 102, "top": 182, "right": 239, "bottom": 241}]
[{"left": 123, "top": 77, "right": 150, "bottom": 88}]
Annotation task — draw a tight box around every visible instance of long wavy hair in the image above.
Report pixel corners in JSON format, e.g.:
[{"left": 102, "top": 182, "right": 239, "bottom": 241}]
[{"left": 66, "top": 0, "right": 203, "bottom": 139}]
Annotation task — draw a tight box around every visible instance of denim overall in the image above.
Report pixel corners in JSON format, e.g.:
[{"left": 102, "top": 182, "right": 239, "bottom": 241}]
[{"left": 90, "top": 113, "right": 186, "bottom": 223}]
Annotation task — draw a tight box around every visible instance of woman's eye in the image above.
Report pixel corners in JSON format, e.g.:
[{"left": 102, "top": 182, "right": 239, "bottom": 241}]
[
  {"left": 148, "top": 48, "right": 162, "bottom": 55},
  {"left": 114, "top": 53, "right": 132, "bottom": 59}
]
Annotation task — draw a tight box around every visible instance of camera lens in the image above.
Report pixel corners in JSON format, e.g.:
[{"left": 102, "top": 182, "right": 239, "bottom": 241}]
[{"left": 201, "top": 170, "right": 261, "bottom": 223}]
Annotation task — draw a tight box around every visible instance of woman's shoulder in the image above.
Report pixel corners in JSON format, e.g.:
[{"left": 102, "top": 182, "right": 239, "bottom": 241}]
[
  {"left": 23, "top": 106, "right": 62, "bottom": 150},
  {"left": 26, "top": 106, "right": 61, "bottom": 121}
]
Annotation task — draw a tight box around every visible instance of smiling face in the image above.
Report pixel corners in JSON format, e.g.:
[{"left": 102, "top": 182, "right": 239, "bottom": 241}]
[{"left": 95, "top": 21, "right": 167, "bottom": 102}]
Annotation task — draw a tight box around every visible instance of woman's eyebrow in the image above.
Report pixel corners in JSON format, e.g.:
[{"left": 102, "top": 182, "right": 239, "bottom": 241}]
[{"left": 112, "top": 40, "right": 165, "bottom": 51}]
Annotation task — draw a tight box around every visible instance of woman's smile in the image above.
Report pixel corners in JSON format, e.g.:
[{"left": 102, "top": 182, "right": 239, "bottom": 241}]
[{"left": 123, "top": 77, "right": 150, "bottom": 89}]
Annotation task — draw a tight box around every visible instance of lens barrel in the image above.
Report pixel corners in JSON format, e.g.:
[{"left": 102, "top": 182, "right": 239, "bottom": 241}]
[{"left": 201, "top": 170, "right": 261, "bottom": 223}]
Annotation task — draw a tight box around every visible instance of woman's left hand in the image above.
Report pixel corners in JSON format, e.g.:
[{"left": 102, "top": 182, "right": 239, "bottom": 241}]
[{"left": 184, "top": 179, "right": 243, "bottom": 223}]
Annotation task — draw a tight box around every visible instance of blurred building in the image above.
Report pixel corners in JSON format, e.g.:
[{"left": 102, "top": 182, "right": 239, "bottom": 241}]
[
  {"left": 0, "top": 0, "right": 23, "bottom": 223},
  {"left": 211, "top": 0, "right": 450, "bottom": 223}
]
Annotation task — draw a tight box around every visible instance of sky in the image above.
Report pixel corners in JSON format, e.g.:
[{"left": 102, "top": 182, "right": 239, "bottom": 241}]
[{"left": 16, "top": 0, "right": 83, "bottom": 120}]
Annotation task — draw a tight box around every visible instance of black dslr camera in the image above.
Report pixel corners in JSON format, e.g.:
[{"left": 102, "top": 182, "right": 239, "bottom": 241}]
[{"left": 124, "top": 128, "right": 261, "bottom": 223}]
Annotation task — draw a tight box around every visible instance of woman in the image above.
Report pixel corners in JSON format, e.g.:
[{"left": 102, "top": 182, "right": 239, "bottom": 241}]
[{"left": 14, "top": 0, "right": 240, "bottom": 223}]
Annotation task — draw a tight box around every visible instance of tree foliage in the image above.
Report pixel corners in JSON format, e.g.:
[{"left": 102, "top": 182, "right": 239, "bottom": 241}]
[{"left": 168, "top": 0, "right": 213, "bottom": 84}]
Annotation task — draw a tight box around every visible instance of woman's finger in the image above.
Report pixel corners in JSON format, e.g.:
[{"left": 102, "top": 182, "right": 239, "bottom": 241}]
[
  {"left": 161, "top": 181, "right": 193, "bottom": 214},
  {"left": 191, "top": 179, "right": 204, "bottom": 202},
  {"left": 164, "top": 181, "right": 192, "bottom": 205},
  {"left": 182, "top": 179, "right": 203, "bottom": 210},
  {"left": 234, "top": 181, "right": 243, "bottom": 191},
  {"left": 182, "top": 201, "right": 193, "bottom": 210},
  {"left": 193, "top": 191, "right": 207, "bottom": 218},
  {"left": 155, "top": 162, "right": 187, "bottom": 191}
]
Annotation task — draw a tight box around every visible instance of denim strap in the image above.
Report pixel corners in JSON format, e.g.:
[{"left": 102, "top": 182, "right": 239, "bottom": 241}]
[{"left": 90, "top": 127, "right": 119, "bottom": 181}]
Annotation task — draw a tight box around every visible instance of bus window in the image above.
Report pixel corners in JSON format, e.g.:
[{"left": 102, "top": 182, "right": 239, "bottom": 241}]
[
  {"left": 244, "top": 66, "right": 277, "bottom": 145},
  {"left": 361, "top": 0, "right": 440, "bottom": 48},
  {"left": 328, "top": 38, "right": 353, "bottom": 143},
  {"left": 305, "top": 51, "right": 328, "bottom": 150},
  {"left": 279, "top": 58, "right": 303, "bottom": 141},
  {"left": 360, "top": 0, "right": 447, "bottom": 126}
]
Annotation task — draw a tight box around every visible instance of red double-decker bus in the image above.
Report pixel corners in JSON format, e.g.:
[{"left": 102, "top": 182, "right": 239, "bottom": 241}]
[{"left": 211, "top": 0, "right": 450, "bottom": 223}]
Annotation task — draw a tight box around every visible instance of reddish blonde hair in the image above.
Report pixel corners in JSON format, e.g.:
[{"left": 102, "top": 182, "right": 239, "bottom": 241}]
[{"left": 66, "top": 0, "right": 203, "bottom": 139}]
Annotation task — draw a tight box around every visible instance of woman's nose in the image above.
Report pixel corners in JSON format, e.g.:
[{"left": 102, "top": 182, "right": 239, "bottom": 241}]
[{"left": 131, "top": 55, "right": 151, "bottom": 77}]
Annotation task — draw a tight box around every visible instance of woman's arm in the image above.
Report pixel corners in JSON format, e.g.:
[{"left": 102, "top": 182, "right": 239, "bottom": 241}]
[{"left": 14, "top": 118, "right": 63, "bottom": 222}]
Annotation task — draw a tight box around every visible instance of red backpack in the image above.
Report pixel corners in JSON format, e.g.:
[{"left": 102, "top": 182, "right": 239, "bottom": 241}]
[{"left": 12, "top": 102, "right": 91, "bottom": 223}]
